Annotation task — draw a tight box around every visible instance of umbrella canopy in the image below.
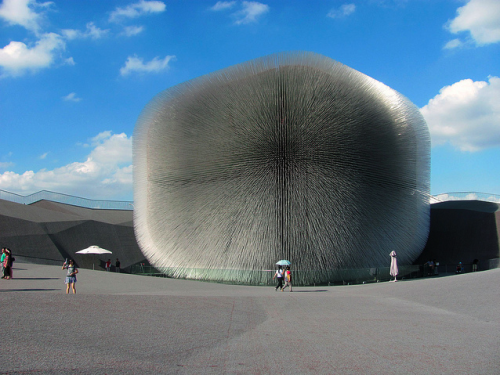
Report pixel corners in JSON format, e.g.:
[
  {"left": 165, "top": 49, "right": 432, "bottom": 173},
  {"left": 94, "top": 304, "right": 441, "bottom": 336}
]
[
  {"left": 75, "top": 246, "right": 112, "bottom": 270},
  {"left": 276, "top": 260, "right": 291, "bottom": 266},
  {"left": 76, "top": 245, "right": 112, "bottom": 255}
]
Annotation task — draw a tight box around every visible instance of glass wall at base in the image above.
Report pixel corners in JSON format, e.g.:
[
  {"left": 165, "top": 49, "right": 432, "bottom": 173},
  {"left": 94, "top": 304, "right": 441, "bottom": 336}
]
[{"left": 129, "top": 260, "right": 499, "bottom": 286}]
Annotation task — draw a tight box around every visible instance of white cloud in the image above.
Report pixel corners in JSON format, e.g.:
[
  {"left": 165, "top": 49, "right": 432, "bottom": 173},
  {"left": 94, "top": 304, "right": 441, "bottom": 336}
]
[
  {"left": 62, "top": 92, "right": 81, "bottom": 102},
  {"left": 109, "top": 0, "right": 166, "bottom": 22},
  {"left": 121, "top": 25, "right": 144, "bottom": 37},
  {"left": 120, "top": 54, "right": 175, "bottom": 76},
  {"left": 61, "top": 22, "right": 109, "bottom": 40},
  {"left": 64, "top": 57, "right": 75, "bottom": 65},
  {"left": 0, "top": 0, "right": 47, "bottom": 33},
  {"left": 89, "top": 131, "right": 113, "bottom": 147},
  {"left": 0, "top": 132, "right": 133, "bottom": 200},
  {"left": 39, "top": 152, "right": 48, "bottom": 159},
  {"left": 420, "top": 76, "right": 500, "bottom": 152},
  {"left": 234, "top": 1, "right": 269, "bottom": 25},
  {"left": 448, "top": 0, "right": 500, "bottom": 45},
  {"left": 211, "top": 1, "right": 236, "bottom": 11},
  {"left": 327, "top": 3, "right": 356, "bottom": 19},
  {"left": 443, "top": 38, "right": 463, "bottom": 49},
  {"left": 0, "top": 32, "right": 65, "bottom": 77},
  {"left": 0, "top": 161, "right": 14, "bottom": 170}
]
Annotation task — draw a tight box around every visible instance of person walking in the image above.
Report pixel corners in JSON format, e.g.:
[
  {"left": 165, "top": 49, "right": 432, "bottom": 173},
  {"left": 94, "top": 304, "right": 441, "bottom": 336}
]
[
  {"left": 472, "top": 258, "right": 479, "bottom": 272},
  {"left": 62, "top": 259, "right": 78, "bottom": 294},
  {"left": 105, "top": 259, "right": 111, "bottom": 272},
  {"left": 282, "top": 266, "right": 292, "bottom": 292},
  {"left": 273, "top": 265, "right": 284, "bottom": 291}
]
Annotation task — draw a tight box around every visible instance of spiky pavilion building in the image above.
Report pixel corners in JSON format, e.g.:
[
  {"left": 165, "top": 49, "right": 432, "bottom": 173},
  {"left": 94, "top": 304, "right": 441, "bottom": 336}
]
[{"left": 133, "top": 52, "right": 431, "bottom": 284}]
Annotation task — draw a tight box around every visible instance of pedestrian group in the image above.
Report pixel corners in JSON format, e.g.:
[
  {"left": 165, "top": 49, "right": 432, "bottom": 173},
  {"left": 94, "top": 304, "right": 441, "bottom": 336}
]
[
  {"left": 273, "top": 264, "right": 292, "bottom": 292},
  {"left": 1, "top": 247, "right": 14, "bottom": 280}
]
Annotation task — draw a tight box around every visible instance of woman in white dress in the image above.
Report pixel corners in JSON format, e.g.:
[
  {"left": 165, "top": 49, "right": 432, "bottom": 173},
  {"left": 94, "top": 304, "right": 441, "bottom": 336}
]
[{"left": 389, "top": 251, "right": 398, "bottom": 282}]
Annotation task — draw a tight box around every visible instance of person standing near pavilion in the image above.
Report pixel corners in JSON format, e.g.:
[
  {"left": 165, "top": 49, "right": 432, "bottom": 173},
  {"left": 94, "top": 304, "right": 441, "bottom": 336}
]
[
  {"left": 62, "top": 259, "right": 78, "bottom": 294},
  {"left": 115, "top": 258, "right": 121, "bottom": 272},
  {"left": 390, "top": 251, "right": 398, "bottom": 282}
]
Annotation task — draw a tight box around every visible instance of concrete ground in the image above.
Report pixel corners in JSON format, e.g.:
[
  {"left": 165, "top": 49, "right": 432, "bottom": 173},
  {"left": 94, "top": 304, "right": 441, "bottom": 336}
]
[{"left": 0, "top": 262, "right": 499, "bottom": 374}]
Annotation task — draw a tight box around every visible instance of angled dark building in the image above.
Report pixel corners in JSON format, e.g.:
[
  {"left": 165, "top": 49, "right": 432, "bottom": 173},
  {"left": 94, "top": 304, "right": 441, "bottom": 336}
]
[
  {"left": 0, "top": 198, "right": 144, "bottom": 271},
  {"left": 417, "top": 200, "right": 500, "bottom": 269}
]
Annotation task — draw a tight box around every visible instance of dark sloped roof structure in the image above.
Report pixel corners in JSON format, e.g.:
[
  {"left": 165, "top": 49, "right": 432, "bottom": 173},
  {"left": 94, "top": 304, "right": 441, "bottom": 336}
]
[
  {"left": 417, "top": 200, "right": 500, "bottom": 267},
  {"left": 0, "top": 199, "right": 144, "bottom": 270},
  {"left": 133, "top": 51, "right": 431, "bottom": 284}
]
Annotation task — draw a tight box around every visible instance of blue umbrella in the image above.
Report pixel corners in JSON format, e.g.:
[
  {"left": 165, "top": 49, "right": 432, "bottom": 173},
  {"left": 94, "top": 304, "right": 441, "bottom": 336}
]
[{"left": 276, "top": 260, "right": 291, "bottom": 266}]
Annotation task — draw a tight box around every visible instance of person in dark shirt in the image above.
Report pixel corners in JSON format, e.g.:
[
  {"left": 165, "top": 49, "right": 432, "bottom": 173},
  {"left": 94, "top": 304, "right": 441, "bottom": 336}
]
[{"left": 115, "top": 258, "right": 121, "bottom": 273}]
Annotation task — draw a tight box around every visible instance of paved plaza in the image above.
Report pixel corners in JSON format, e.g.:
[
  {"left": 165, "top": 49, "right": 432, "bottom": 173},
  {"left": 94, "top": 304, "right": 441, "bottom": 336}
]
[{"left": 1, "top": 262, "right": 499, "bottom": 374}]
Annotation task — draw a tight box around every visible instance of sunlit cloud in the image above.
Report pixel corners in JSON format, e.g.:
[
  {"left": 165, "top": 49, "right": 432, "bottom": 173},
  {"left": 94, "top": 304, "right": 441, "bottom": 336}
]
[
  {"left": 421, "top": 76, "right": 500, "bottom": 152},
  {"left": 0, "top": 32, "right": 65, "bottom": 77},
  {"left": 62, "top": 92, "right": 82, "bottom": 102},
  {"left": 109, "top": 0, "right": 166, "bottom": 22},
  {"left": 211, "top": 1, "right": 236, "bottom": 11},
  {"left": 447, "top": 0, "right": 500, "bottom": 47},
  {"left": 443, "top": 38, "right": 463, "bottom": 49},
  {"left": 0, "top": 161, "right": 14, "bottom": 170},
  {"left": 120, "top": 54, "right": 175, "bottom": 76},
  {"left": 61, "top": 22, "right": 109, "bottom": 40},
  {"left": 327, "top": 3, "right": 356, "bottom": 19},
  {"left": 0, "top": 0, "right": 50, "bottom": 34},
  {"left": 234, "top": 1, "right": 269, "bottom": 25},
  {"left": 0, "top": 132, "right": 133, "bottom": 200},
  {"left": 121, "top": 25, "right": 144, "bottom": 37}
]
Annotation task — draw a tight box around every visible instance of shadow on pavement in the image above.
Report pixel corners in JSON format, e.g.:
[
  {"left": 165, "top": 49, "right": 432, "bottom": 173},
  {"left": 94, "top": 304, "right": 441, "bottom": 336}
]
[
  {"left": 0, "top": 288, "right": 61, "bottom": 292},
  {"left": 11, "top": 277, "right": 60, "bottom": 280},
  {"left": 288, "top": 290, "right": 328, "bottom": 292}
]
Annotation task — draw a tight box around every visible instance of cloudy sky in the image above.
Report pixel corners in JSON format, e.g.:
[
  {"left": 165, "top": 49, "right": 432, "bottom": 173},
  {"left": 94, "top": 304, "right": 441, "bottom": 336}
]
[{"left": 1, "top": 0, "right": 499, "bottom": 201}]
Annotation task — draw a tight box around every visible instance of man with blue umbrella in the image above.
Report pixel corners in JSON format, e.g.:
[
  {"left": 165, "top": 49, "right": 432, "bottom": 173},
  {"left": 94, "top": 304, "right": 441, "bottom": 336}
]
[{"left": 273, "top": 265, "right": 284, "bottom": 291}]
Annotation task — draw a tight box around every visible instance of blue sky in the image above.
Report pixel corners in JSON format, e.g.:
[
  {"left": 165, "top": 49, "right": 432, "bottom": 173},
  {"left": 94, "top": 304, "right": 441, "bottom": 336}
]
[{"left": 0, "top": 0, "right": 499, "bottom": 201}]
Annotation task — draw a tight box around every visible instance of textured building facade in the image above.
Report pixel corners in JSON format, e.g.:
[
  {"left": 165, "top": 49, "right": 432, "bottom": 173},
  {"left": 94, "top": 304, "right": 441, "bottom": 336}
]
[{"left": 133, "top": 52, "right": 431, "bottom": 284}]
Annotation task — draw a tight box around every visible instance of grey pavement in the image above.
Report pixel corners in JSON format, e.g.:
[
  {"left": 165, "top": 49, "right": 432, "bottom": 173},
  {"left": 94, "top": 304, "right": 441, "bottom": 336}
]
[{"left": 1, "top": 262, "right": 499, "bottom": 374}]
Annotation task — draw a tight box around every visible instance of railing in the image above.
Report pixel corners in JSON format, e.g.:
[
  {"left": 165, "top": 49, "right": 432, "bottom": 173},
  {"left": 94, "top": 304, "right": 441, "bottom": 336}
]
[
  {"left": 0, "top": 189, "right": 133, "bottom": 210},
  {"left": 431, "top": 192, "right": 500, "bottom": 204},
  {"left": 129, "top": 264, "right": 166, "bottom": 277},
  {"left": 128, "top": 260, "right": 500, "bottom": 286},
  {"left": 12, "top": 253, "right": 499, "bottom": 285}
]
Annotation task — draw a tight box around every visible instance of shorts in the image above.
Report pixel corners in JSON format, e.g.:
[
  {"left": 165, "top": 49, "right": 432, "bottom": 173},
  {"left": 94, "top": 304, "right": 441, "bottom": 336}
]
[{"left": 65, "top": 276, "right": 77, "bottom": 284}]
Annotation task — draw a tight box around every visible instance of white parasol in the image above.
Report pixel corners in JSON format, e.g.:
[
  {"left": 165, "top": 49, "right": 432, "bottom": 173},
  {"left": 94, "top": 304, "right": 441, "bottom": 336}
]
[{"left": 76, "top": 245, "right": 112, "bottom": 270}]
